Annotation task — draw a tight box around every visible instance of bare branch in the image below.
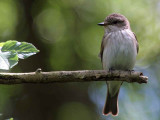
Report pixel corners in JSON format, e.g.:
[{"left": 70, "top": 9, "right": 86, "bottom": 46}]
[{"left": 0, "top": 69, "right": 148, "bottom": 84}]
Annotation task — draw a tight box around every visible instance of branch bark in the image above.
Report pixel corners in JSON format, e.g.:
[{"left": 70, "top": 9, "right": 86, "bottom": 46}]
[{"left": 0, "top": 69, "right": 148, "bottom": 84}]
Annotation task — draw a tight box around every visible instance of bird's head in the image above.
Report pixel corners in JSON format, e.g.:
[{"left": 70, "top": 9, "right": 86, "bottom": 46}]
[{"left": 98, "top": 13, "right": 130, "bottom": 32}]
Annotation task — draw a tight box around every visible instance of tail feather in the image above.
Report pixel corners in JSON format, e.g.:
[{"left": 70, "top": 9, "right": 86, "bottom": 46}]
[{"left": 103, "top": 88, "right": 120, "bottom": 116}]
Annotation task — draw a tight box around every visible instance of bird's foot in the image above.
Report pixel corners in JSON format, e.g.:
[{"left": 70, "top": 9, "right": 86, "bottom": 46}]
[
  {"left": 108, "top": 68, "right": 115, "bottom": 75},
  {"left": 125, "top": 69, "right": 134, "bottom": 75}
]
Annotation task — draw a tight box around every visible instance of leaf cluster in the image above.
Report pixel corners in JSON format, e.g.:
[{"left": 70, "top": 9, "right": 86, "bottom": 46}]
[{"left": 0, "top": 40, "right": 39, "bottom": 70}]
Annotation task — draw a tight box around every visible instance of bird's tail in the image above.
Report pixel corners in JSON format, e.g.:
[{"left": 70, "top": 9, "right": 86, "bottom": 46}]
[{"left": 103, "top": 87, "right": 120, "bottom": 116}]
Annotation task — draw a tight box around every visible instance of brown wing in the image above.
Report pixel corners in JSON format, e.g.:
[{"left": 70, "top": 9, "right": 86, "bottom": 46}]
[
  {"left": 99, "top": 34, "right": 109, "bottom": 62},
  {"left": 99, "top": 36, "right": 105, "bottom": 62},
  {"left": 133, "top": 32, "right": 139, "bottom": 54}
]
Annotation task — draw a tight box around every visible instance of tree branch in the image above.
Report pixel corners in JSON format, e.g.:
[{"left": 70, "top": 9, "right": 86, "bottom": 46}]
[{"left": 0, "top": 69, "right": 148, "bottom": 84}]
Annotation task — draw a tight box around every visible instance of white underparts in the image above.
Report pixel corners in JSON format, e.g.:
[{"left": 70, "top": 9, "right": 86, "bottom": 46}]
[{"left": 102, "top": 29, "right": 137, "bottom": 96}]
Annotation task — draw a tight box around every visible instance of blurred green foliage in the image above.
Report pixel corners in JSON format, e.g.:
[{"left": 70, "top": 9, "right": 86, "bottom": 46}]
[
  {"left": 0, "top": 0, "right": 160, "bottom": 120},
  {"left": 0, "top": 0, "right": 17, "bottom": 40},
  {"left": 56, "top": 102, "right": 94, "bottom": 120}
]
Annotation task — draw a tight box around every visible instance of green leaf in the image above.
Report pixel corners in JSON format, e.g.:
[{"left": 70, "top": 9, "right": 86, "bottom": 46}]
[
  {"left": 0, "top": 42, "right": 4, "bottom": 47},
  {"left": 1, "top": 40, "right": 39, "bottom": 59},
  {"left": 6, "top": 118, "right": 14, "bottom": 120},
  {"left": 0, "top": 40, "right": 39, "bottom": 70},
  {"left": 0, "top": 51, "right": 18, "bottom": 70}
]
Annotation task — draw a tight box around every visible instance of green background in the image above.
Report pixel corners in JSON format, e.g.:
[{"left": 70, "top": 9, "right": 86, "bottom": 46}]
[{"left": 0, "top": 0, "right": 159, "bottom": 120}]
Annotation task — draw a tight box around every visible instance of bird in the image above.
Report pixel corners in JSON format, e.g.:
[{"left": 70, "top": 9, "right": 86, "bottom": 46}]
[{"left": 98, "top": 13, "right": 139, "bottom": 116}]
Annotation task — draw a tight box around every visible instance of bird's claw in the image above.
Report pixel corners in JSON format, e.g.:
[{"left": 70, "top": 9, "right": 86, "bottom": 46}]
[
  {"left": 108, "top": 68, "right": 115, "bottom": 75},
  {"left": 126, "top": 70, "right": 134, "bottom": 75}
]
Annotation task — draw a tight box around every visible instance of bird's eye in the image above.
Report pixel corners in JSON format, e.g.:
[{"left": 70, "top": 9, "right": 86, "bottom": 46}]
[{"left": 113, "top": 21, "right": 118, "bottom": 24}]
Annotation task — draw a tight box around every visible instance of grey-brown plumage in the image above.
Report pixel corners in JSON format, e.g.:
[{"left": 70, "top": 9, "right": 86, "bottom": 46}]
[{"left": 98, "top": 13, "right": 139, "bottom": 116}]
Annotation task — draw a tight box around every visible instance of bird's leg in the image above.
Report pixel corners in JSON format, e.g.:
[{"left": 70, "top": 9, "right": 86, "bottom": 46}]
[
  {"left": 108, "top": 68, "right": 115, "bottom": 75},
  {"left": 126, "top": 69, "right": 134, "bottom": 75}
]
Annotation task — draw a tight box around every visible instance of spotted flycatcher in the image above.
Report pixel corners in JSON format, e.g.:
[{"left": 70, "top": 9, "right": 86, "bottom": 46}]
[{"left": 98, "top": 13, "right": 139, "bottom": 116}]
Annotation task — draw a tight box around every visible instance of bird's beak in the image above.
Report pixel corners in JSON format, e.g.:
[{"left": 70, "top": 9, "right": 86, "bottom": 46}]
[{"left": 98, "top": 22, "right": 106, "bottom": 26}]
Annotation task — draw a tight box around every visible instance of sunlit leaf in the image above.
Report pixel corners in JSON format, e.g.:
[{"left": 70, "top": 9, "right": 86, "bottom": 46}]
[
  {"left": 0, "top": 42, "right": 4, "bottom": 47},
  {"left": 1, "top": 40, "right": 39, "bottom": 59},
  {"left": 6, "top": 118, "right": 14, "bottom": 120},
  {"left": 0, "top": 51, "right": 18, "bottom": 70}
]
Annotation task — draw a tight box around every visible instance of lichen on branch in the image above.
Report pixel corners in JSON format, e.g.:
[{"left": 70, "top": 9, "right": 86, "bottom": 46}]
[{"left": 0, "top": 69, "right": 148, "bottom": 84}]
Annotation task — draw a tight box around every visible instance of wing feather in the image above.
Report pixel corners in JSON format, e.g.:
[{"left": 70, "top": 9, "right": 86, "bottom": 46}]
[
  {"left": 99, "top": 33, "right": 110, "bottom": 62},
  {"left": 133, "top": 32, "right": 139, "bottom": 54}
]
